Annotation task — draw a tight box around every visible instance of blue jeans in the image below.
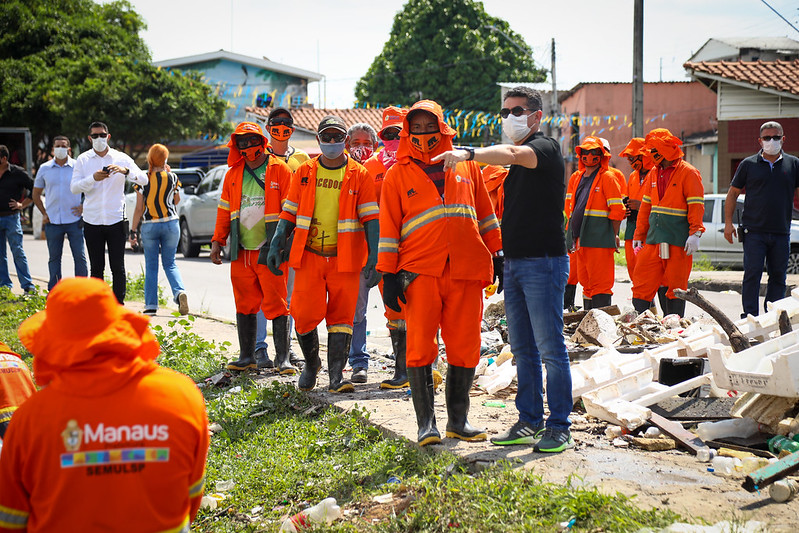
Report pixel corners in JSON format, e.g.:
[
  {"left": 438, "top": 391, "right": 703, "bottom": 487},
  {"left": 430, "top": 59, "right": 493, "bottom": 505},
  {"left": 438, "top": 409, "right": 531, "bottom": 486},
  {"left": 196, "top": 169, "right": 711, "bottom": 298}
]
[
  {"left": 504, "top": 256, "right": 572, "bottom": 431},
  {"left": 348, "top": 270, "right": 370, "bottom": 369},
  {"left": 0, "top": 213, "right": 34, "bottom": 291},
  {"left": 44, "top": 220, "right": 88, "bottom": 290},
  {"left": 141, "top": 220, "right": 185, "bottom": 310},
  {"left": 256, "top": 267, "right": 296, "bottom": 351},
  {"left": 742, "top": 231, "right": 789, "bottom": 317}
]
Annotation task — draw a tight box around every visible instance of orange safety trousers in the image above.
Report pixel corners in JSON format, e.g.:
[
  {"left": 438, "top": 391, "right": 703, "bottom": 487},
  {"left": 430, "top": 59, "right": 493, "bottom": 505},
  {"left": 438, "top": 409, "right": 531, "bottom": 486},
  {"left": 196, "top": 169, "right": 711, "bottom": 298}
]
[
  {"left": 378, "top": 277, "right": 406, "bottom": 330},
  {"left": 405, "top": 262, "right": 483, "bottom": 368},
  {"left": 231, "top": 249, "right": 289, "bottom": 318},
  {"left": 632, "top": 243, "right": 693, "bottom": 300},
  {"left": 624, "top": 240, "right": 637, "bottom": 282},
  {"left": 576, "top": 244, "right": 615, "bottom": 298},
  {"left": 292, "top": 252, "right": 360, "bottom": 335},
  {"left": 567, "top": 249, "right": 579, "bottom": 285}
]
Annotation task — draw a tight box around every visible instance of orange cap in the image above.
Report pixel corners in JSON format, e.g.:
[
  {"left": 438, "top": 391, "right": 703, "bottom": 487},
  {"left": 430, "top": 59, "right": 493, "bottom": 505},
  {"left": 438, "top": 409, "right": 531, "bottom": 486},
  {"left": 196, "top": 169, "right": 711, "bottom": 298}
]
[
  {"left": 227, "top": 121, "right": 269, "bottom": 166},
  {"left": 18, "top": 278, "right": 159, "bottom": 386},
  {"left": 575, "top": 136, "right": 605, "bottom": 156},
  {"left": 380, "top": 106, "right": 406, "bottom": 133},
  {"left": 645, "top": 128, "right": 684, "bottom": 161}
]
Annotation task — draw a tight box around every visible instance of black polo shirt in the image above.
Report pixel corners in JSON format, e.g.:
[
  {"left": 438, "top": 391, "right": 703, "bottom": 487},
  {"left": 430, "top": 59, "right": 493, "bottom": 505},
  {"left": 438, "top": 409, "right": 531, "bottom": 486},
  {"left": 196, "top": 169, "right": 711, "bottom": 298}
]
[
  {"left": 502, "top": 132, "right": 567, "bottom": 258},
  {"left": 0, "top": 164, "right": 34, "bottom": 217},
  {"left": 731, "top": 152, "right": 799, "bottom": 234}
]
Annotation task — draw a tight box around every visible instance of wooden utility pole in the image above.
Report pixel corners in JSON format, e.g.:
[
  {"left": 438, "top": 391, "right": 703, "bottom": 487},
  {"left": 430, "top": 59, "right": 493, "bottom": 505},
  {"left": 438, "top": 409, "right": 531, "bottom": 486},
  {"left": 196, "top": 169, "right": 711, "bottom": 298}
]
[{"left": 632, "top": 0, "right": 644, "bottom": 137}]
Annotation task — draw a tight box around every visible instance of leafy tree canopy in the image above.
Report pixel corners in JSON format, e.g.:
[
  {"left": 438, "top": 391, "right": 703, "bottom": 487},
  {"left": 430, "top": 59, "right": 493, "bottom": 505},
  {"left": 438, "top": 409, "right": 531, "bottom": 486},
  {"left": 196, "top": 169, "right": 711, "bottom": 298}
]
[
  {"left": 355, "top": 0, "right": 546, "bottom": 111},
  {"left": 0, "top": 0, "right": 230, "bottom": 155}
]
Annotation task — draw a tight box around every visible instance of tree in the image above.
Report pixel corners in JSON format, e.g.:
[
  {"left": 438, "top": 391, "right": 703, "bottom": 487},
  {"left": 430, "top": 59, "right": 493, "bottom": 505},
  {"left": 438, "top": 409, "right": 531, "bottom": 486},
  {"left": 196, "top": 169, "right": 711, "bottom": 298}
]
[
  {"left": 355, "top": 0, "right": 546, "bottom": 111},
  {"left": 0, "top": 0, "right": 230, "bottom": 155}
]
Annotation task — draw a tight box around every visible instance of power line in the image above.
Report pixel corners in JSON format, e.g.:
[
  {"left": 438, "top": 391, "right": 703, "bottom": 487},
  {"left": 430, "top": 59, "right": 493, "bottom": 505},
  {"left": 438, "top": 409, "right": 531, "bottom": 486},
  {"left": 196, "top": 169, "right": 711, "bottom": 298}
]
[{"left": 760, "top": 0, "right": 799, "bottom": 34}]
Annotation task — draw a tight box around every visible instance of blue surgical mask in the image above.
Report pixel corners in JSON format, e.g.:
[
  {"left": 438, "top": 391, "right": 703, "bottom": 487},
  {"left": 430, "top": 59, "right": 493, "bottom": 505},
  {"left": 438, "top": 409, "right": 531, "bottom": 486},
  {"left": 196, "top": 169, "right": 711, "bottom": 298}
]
[{"left": 319, "top": 141, "right": 346, "bottom": 160}]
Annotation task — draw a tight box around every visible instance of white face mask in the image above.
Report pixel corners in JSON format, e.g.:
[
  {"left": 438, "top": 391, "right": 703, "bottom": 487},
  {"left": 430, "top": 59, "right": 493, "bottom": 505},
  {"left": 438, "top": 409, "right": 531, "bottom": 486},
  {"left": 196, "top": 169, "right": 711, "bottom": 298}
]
[
  {"left": 502, "top": 114, "right": 533, "bottom": 144},
  {"left": 92, "top": 136, "right": 108, "bottom": 152},
  {"left": 762, "top": 139, "right": 783, "bottom": 156},
  {"left": 53, "top": 147, "right": 68, "bottom": 160}
]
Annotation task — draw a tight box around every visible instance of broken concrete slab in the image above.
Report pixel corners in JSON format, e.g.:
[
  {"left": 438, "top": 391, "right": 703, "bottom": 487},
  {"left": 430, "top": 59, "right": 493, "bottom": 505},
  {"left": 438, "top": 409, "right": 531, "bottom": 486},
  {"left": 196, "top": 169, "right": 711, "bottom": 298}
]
[
  {"left": 630, "top": 436, "right": 677, "bottom": 451},
  {"left": 731, "top": 392, "right": 798, "bottom": 430},
  {"left": 574, "top": 309, "right": 620, "bottom": 347},
  {"left": 651, "top": 397, "right": 736, "bottom": 420}
]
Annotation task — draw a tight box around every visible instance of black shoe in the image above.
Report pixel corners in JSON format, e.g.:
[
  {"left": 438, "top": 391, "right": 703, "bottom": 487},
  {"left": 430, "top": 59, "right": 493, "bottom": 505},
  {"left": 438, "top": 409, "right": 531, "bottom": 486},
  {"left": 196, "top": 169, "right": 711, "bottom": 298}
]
[
  {"left": 254, "top": 347, "right": 274, "bottom": 369},
  {"left": 592, "top": 293, "right": 612, "bottom": 309},
  {"left": 327, "top": 333, "right": 354, "bottom": 393},
  {"left": 228, "top": 313, "right": 258, "bottom": 371},
  {"left": 407, "top": 365, "right": 441, "bottom": 446},
  {"left": 563, "top": 284, "right": 576, "bottom": 310},
  {"left": 272, "top": 315, "right": 296, "bottom": 375},
  {"left": 534, "top": 427, "right": 575, "bottom": 453},
  {"left": 351, "top": 367, "right": 368, "bottom": 383},
  {"left": 491, "top": 420, "right": 546, "bottom": 446},
  {"left": 381, "top": 328, "right": 409, "bottom": 389},
  {"left": 297, "top": 329, "right": 321, "bottom": 390},
  {"left": 444, "top": 365, "right": 486, "bottom": 441},
  {"left": 289, "top": 349, "right": 304, "bottom": 366}
]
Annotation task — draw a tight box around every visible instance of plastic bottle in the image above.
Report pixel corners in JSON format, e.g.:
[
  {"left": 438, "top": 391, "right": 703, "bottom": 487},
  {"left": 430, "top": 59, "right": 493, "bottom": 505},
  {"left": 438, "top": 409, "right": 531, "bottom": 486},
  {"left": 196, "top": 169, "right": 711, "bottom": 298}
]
[
  {"left": 710, "top": 456, "right": 742, "bottom": 476},
  {"left": 741, "top": 456, "right": 770, "bottom": 474},
  {"left": 768, "top": 436, "right": 799, "bottom": 455},
  {"left": 696, "top": 418, "right": 760, "bottom": 442},
  {"left": 769, "top": 479, "right": 799, "bottom": 503},
  {"left": 696, "top": 447, "right": 717, "bottom": 462},
  {"left": 280, "top": 498, "right": 342, "bottom": 532}
]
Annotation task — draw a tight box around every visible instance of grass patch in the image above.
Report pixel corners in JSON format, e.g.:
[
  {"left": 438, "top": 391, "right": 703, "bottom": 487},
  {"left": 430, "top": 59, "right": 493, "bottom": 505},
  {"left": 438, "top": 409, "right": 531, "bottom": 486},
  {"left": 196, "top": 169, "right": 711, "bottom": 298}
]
[
  {"left": 152, "top": 315, "right": 231, "bottom": 381},
  {"left": 125, "top": 270, "right": 168, "bottom": 306},
  {"left": 0, "top": 287, "right": 46, "bottom": 363}
]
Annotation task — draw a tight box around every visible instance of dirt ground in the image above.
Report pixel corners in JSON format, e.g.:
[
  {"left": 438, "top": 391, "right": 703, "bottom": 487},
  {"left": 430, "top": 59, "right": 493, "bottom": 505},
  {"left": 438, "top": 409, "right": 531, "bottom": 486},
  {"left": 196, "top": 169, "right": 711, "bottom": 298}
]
[{"left": 137, "top": 301, "right": 799, "bottom": 531}]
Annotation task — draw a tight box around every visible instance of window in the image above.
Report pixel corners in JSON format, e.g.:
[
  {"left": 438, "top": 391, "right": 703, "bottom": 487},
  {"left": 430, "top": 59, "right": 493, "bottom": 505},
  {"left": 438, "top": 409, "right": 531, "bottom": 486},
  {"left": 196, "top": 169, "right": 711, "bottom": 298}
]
[{"left": 703, "top": 199, "right": 714, "bottom": 223}]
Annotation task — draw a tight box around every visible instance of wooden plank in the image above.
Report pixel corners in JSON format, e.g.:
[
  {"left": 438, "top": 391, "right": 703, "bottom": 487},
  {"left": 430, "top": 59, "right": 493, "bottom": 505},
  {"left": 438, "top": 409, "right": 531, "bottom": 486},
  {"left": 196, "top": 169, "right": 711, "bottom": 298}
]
[
  {"left": 742, "top": 450, "right": 799, "bottom": 492},
  {"left": 649, "top": 412, "right": 706, "bottom": 455}
]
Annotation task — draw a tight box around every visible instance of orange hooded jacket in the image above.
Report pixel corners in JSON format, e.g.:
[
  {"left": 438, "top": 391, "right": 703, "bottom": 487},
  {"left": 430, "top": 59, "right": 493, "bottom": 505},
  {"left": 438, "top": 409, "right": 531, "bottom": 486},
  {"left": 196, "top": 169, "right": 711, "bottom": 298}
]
[
  {"left": 377, "top": 100, "right": 502, "bottom": 283},
  {"left": 0, "top": 278, "right": 208, "bottom": 533},
  {"left": 481, "top": 165, "right": 508, "bottom": 221},
  {"left": 0, "top": 343, "right": 35, "bottom": 438}
]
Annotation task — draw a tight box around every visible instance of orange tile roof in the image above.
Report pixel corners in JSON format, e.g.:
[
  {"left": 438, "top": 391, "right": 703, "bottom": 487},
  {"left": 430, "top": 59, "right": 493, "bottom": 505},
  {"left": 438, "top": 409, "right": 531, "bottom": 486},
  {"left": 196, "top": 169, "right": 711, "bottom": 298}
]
[
  {"left": 683, "top": 59, "right": 799, "bottom": 96},
  {"left": 246, "top": 106, "right": 385, "bottom": 133}
]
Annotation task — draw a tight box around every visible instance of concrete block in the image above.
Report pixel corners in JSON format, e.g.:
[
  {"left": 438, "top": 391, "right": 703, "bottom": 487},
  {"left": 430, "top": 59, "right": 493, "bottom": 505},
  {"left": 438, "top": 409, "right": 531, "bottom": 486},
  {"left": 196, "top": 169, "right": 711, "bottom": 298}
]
[
  {"left": 630, "top": 436, "right": 677, "bottom": 451},
  {"left": 575, "top": 309, "right": 619, "bottom": 347},
  {"left": 731, "top": 392, "right": 798, "bottom": 428}
]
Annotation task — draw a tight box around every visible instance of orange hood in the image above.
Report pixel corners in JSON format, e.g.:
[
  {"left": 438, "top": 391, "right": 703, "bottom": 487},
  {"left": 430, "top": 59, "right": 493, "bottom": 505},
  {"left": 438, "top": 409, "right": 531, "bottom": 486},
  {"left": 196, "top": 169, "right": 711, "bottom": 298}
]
[
  {"left": 620, "top": 137, "right": 655, "bottom": 169},
  {"left": 575, "top": 136, "right": 610, "bottom": 172},
  {"left": 227, "top": 121, "right": 270, "bottom": 167},
  {"left": 397, "top": 100, "right": 456, "bottom": 165},
  {"left": 645, "top": 128, "right": 684, "bottom": 162}
]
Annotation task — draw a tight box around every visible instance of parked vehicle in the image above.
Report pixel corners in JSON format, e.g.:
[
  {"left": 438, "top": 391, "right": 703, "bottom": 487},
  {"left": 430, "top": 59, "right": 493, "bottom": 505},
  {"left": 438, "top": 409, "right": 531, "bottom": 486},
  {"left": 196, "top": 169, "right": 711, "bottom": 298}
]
[
  {"left": 177, "top": 165, "right": 228, "bottom": 258},
  {"left": 700, "top": 193, "right": 799, "bottom": 273}
]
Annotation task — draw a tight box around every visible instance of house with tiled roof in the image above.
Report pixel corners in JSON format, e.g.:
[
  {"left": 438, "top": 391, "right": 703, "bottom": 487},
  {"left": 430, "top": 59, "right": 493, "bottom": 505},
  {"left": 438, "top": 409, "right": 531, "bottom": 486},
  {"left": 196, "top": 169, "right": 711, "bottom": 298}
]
[{"left": 683, "top": 58, "right": 799, "bottom": 189}]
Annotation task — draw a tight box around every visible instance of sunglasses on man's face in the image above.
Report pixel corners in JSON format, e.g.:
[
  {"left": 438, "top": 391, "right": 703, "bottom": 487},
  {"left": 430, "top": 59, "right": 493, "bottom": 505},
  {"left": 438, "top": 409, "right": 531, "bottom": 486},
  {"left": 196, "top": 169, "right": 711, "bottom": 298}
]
[
  {"left": 319, "top": 132, "right": 346, "bottom": 143},
  {"left": 382, "top": 129, "right": 400, "bottom": 141},
  {"left": 500, "top": 106, "right": 533, "bottom": 119},
  {"left": 236, "top": 135, "right": 262, "bottom": 149},
  {"left": 582, "top": 149, "right": 603, "bottom": 157},
  {"left": 761, "top": 135, "right": 782, "bottom": 141},
  {"left": 89, "top": 132, "right": 108, "bottom": 139},
  {"left": 269, "top": 118, "right": 293, "bottom": 127}
]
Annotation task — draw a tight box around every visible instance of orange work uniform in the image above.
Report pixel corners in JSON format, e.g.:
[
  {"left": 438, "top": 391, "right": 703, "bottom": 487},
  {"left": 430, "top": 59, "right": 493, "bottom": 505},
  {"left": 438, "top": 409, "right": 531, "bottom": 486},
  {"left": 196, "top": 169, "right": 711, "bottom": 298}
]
[
  {"left": 623, "top": 167, "right": 651, "bottom": 281},
  {"left": 632, "top": 159, "right": 705, "bottom": 300},
  {"left": 0, "top": 344, "right": 35, "bottom": 439},
  {"left": 378, "top": 157, "right": 501, "bottom": 368},
  {"left": 213, "top": 156, "right": 292, "bottom": 318},
  {"left": 280, "top": 157, "right": 379, "bottom": 335},
  {"left": 481, "top": 165, "right": 508, "bottom": 221}
]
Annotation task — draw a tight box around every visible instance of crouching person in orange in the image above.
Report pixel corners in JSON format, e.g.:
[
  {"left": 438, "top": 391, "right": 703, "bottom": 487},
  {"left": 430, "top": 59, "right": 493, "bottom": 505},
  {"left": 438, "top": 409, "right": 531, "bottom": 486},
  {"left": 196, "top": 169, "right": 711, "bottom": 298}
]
[
  {"left": 631, "top": 129, "right": 705, "bottom": 317},
  {"left": 267, "top": 115, "right": 380, "bottom": 394},
  {"left": 565, "top": 136, "right": 625, "bottom": 310},
  {"left": 0, "top": 342, "right": 35, "bottom": 441},
  {"left": 211, "top": 122, "right": 295, "bottom": 374},
  {"left": 380, "top": 100, "right": 502, "bottom": 446},
  {"left": 0, "top": 277, "right": 209, "bottom": 532}
]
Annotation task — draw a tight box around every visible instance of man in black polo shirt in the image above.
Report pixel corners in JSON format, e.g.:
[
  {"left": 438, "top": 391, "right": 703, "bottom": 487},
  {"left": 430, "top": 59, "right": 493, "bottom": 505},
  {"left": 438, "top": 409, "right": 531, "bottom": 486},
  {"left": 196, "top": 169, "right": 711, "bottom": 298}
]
[
  {"left": 433, "top": 86, "right": 573, "bottom": 454},
  {"left": 0, "top": 145, "right": 35, "bottom": 293},
  {"left": 724, "top": 120, "right": 799, "bottom": 317}
]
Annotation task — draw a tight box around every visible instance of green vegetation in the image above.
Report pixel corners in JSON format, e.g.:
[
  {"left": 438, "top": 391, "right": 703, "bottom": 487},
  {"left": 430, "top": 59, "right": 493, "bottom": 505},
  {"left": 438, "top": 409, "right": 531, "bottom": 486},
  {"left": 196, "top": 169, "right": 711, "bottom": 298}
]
[
  {"left": 0, "top": 287, "right": 46, "bottom": 361},
  {"left": 125, "top": 271, "right": 167, "bottom": 306},
  {"left": 152, "top": 315, "right": 230, "bottom": 380}
]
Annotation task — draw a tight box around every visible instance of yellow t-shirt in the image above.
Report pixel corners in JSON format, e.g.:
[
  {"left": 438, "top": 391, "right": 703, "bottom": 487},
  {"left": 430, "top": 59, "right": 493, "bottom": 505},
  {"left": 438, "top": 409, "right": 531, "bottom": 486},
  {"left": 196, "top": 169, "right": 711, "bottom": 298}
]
[
  {"left": 306, "top": 162, "right": 345, "bottom": 256},
  {"left": 270, "top": 146, "right": 310, "bottom": 172}
]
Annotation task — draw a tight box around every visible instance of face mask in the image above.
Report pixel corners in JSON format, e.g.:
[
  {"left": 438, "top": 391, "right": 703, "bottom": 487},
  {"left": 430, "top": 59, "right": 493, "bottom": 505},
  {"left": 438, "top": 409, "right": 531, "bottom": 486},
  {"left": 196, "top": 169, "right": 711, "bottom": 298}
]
[
  {"left": 580, "top": 154, "right": 601, "bottom": 167},
  {"left": 269, "top": 125, "right": 292, "bottom": 142},
  {"left": 319, "top": 141, "right": 346, "bottom": 160},
  {"left": 762, "top": 139, "right": 783, "bottom": 156},
  {"left": 92, "top": 137, "right": 108, "bottom": 152},
  {"left": 349, "top": 145, "right": 374, "bottom": 163},
  {"left": 502, "top": 114, "right": 533, "bottom": 144},
  {"left": 651, "top": 150, "right": 665, "bottom": 167},
  {"left": 53, "top": 147, "right": 69, "bottom": 160},
  {"left": 409, "top": 132, "right": 441, "bottom": 154},
  {"left": 239, "top": 145, "right": 263, "bottom": 162},
  {"left": 383, "top": 139, "right": 400, "bottom": 153}
]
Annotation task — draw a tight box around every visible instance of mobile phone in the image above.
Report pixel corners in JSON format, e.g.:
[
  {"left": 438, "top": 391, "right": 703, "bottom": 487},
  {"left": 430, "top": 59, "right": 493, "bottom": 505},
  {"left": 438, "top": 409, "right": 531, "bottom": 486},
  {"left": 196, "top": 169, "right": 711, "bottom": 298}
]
[{"left": 102, "top": 166, "right": 110, "bottom": 173}]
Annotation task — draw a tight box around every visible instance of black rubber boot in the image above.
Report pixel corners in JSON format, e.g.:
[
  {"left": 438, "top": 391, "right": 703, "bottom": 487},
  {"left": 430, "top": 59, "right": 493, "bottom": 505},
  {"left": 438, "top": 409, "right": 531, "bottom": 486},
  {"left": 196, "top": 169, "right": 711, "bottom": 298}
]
[
  {"left": 327, "top": 332, "right": 355, "bottom": 393},
  {"left": 564, "top": 284, "right": 577, "bottom": 311},
  {"left": 583, "top": 297, "right": 592, "bottom": 311},
  {"left": 297, "top": 329, "right": 321, "bottom": 391},
  {"left": 632, "top": 298, "right": 652, "bottom": 314},
  {"left": 407, "top": 365, "right": 441, "bottom": 446},
  {"left": 668, "top": 298, "right": 686, "bottom": 318},
  {"left": 272, "top": 315, "right": 296, "bottom": 375},
  {"left": 444, "top": 365, "right": 487, "bottom": 441},
  {"left": 592, "top": 293, "right": 612, "bottom": 309},
  {"left": 657, "top": 286, "right": 669, "bottom": 316},
  {"left": 228, "top": 313, "right": 258, "bottom": 370},
  {"left": 254, "top": 347, "right": 274, "bottom": 369},
  {"left": 381, "top": 328, "right": 409, "bottom": 389}
]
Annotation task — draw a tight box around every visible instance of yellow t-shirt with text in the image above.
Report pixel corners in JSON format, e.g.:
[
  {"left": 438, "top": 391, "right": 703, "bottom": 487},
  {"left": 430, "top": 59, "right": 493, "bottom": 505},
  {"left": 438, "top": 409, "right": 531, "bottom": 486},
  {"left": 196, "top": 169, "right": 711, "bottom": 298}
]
[{"left": 306, "top": 162, "right": 345, "bottom": 256}]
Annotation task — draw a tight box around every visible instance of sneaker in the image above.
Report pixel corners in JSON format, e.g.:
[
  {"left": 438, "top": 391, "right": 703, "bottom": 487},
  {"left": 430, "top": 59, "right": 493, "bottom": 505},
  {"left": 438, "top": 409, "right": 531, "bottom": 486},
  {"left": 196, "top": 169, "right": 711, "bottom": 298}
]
[
  {"left": 534, "top": 427, "right": 575, "bottom": 453},
  {"left": 142, "top": 308, "right": 157, "bottom": 316},
  {"left": 351, "top": 367, "right": 368, "bottom": 383},
  {"left": 491, "top": 420, "right": 546, "bottom": 446},
  {"left": 177, "top": 292, "right": 189, "bottom": 315}
]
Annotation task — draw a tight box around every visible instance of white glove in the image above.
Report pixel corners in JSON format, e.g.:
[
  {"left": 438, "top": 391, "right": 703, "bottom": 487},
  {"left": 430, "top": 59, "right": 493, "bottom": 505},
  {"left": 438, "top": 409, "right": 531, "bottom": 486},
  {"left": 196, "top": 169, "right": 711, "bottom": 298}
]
[
  {"left": 684, "top": 233, "right": 701, "bottom": 255},
  {"left": 632, "top": 240, "right": 643, "bottom": 254}
]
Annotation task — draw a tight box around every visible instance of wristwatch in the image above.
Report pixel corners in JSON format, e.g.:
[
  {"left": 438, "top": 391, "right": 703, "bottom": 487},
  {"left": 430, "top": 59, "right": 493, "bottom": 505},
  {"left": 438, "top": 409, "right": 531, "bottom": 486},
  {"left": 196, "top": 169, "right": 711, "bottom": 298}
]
[{"left": 464, "top": 147, "right": 475, "bottom": 161}]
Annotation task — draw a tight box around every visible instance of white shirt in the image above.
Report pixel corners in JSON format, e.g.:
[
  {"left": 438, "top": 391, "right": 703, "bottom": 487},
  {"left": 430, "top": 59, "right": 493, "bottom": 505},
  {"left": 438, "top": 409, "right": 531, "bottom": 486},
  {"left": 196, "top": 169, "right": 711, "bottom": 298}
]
[{"left": 71, "top": 148, "right": 148, "bottom": 226}]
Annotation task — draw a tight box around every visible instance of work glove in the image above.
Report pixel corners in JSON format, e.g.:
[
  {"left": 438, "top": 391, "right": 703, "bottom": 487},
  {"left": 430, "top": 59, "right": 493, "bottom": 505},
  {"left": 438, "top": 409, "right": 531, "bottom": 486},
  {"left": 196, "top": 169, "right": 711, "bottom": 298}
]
[
  {"left": 382, "top": 273, "right": 406, "bottom": 312},
  {"left": 632, "top": 240, "right": 643, "bottom": 254},
  {"left": 363, "top": 219, "right": 381, "bottom": 288},
  {"left": 684, "top": 233, "right": 701, "bottom": 256},
  {"left": 492, "top": 255, "right": 504, "bottom": 294},
  {"left": 267, "top": 219, "right": 294, "bottom": 275}
]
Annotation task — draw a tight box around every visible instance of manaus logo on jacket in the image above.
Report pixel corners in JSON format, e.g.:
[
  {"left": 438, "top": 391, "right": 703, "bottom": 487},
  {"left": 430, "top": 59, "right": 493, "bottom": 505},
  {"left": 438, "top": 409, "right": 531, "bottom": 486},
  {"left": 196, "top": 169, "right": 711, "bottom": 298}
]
[{"left": 62, "top": 419, "right": 170, "bottom": 451}]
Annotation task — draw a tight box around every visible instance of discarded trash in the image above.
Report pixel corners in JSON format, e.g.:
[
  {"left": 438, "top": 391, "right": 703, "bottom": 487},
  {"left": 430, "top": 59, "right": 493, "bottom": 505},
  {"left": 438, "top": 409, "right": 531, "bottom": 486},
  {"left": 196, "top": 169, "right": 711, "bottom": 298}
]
[
  {"left": 482, "top": 400, "right": 506, "bottom": 408},
  {"left": 386, "top": 476, "right": 401, "bottom": 485},
  {"left": 769, "top": 479, "right": 799, "bottom": 503},
  {"left": 209, "top": 422, "right": 224, "bottom": 433},
  {"left": 644, "top": 427, "right": 661, "bottom": 438},
  {"left": 696, "top": 447, "right": 717, "bottom": 462},
  {"left": 484, "top": 282, "right": 498, "bottom": 298},
  {"left": 605, "top": 425, "right": 624, "bottom": 439},
  {"left": 280, "top": 497, "right": 342, "bottom": 532},
  {"left": 741, "top": 456, "right": 771, "bottom": 474},
  {"left": 216, "top": 480, "right": 235, "bottom": 491},
  {"left": 612, "top": 437, "right": 629, "bottom": 447},
  {"left": 695, "top": 417, "right": 760, "bottom": 442},
  {"left": 229, "top": 386, "right": 242, "bottom": 394},
  {"left": 476, "top": 359, "right": 515, "bottom": 394},
  {"left": 200, "top": 493, "right": 226, "bottom": 510},
  {"left": 710, "top": 456, "right": 742, "bottom": 476},
  {"left": 768, "top": 435, "right": 799, "bottom": 454}
]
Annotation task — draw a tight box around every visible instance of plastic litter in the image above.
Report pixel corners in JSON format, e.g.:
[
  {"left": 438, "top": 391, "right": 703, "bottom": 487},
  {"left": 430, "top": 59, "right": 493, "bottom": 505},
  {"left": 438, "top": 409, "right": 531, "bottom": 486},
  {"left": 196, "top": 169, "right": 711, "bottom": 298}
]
[
  {"left": 709, "top": 456, "right": 741, "bottom": 476},
  {"left": 280, "top": 497, "right": 342, "bottom": 532},
  {"left": 696, "top": 447, "right": 716, "bottom": 463},
  {"left": 695, "top": 417, "right": 759, "bottom": 442},
  {"left": 769, "top": 479, "right": 798, "bottom": 503}
]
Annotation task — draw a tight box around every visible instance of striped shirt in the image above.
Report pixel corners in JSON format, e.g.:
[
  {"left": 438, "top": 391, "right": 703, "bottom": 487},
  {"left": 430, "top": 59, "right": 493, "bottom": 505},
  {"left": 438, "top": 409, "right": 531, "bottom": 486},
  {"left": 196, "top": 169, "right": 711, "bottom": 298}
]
[{"left": 135, "top": 171, "right": 180, "bottom": 223}]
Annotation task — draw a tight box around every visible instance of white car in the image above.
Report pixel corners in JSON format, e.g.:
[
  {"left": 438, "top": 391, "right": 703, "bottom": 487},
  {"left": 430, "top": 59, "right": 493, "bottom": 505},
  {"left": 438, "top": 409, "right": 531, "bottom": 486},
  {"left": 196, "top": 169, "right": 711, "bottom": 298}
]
[
  {"left": 177, "top": 165, "right": 229, "bottom": 258},
  {"left": 700, "top": 193, "right": 799, "bottom": 273}
]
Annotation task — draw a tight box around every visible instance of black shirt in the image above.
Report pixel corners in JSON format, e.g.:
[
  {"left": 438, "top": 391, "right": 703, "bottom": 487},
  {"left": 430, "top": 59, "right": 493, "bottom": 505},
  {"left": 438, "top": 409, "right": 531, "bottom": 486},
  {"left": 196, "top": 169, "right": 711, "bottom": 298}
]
[
  {"left": 0, "top": 164, "right": 34, "bottom": 217},
  {"left": 731, "top": 152, "right": 799, "bottom": 234},
  {"left": 502, "top": 132, "right": 567, "bottom": 258}
]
